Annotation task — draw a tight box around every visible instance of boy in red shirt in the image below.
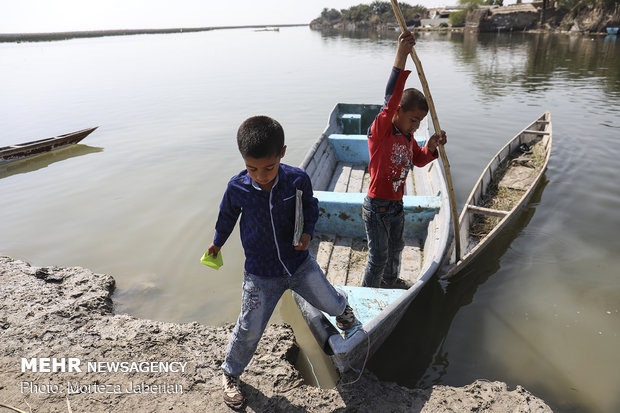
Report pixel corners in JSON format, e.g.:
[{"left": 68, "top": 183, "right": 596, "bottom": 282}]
[{"left": 362, "top": 31, "right": 447, "bottom": 288}]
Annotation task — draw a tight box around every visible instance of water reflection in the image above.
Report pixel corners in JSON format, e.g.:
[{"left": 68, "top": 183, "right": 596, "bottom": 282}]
[
  {"left": 315, "top": 29, "right": 620, "bottom": 101},
  {"left": 2, "top": 27, "right": 619, "bottom": 412},
  {"left": 461, "top": 32, "right": 620, "bottom": 98},
  {"left": 367, "top": 179, "right": 548, "bottom": 388},
  {"left": 0, "top": 144, "right": 103, "bottom": 179},
  {"left": 315, "top": 28, "right": 395, "bottom": 42}
]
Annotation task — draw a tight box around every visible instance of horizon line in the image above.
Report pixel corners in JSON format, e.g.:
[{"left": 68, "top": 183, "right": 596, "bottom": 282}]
[{"left": 0, "top": 24, "right": 309, "bottom": 43}]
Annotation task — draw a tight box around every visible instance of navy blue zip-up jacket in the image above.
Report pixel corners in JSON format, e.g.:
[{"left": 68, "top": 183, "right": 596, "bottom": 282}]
[{"left": 213, "top": 163, "right": 319, "bottom": 277}]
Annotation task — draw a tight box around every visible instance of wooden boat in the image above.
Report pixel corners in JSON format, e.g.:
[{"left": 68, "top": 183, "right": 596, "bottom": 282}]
[
  {"left": 293, "top": 103, "right": 452, "bottom": 373},
  {"left": 0, "top": 127, "right": 98, "bottom": 164},
  {"left": 438, "top": 111, "right": 552, "bottom": 279}
]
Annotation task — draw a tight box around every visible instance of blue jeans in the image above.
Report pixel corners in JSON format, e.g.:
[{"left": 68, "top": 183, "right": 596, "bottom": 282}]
[
  {"left": 221, "top": 255, "right": 348, "bottom": 377},
  {"left": 361, "top": 196, "right": 405, "bottom": 288}
]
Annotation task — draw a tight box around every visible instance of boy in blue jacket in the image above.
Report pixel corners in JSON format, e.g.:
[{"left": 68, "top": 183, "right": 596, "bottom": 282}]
[{"left": 207, "top": 116, "right": 356, "bottom": 408}]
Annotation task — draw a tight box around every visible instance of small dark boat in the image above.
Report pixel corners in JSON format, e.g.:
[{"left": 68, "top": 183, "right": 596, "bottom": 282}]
[{"left": 0, "top": 127, "right": 98, "bottom": 164}]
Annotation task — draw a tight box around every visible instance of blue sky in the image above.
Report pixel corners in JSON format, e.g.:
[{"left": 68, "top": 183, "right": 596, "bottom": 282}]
[{"left": 1, "top": 0, "right": 502, "bottom": 33}]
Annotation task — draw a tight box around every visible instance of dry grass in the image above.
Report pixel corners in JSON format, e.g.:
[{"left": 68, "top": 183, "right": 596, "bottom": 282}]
[
  {"left": 530, "top": 140, "right": 547, "bottom": 168},
  {"left": 469, "top": 137, "right": 546, "bottom": 241}
]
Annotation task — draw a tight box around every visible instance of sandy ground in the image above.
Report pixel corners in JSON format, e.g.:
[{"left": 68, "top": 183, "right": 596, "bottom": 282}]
[{"left": 0, "top": 256, "right": 552, "bottom": 412}]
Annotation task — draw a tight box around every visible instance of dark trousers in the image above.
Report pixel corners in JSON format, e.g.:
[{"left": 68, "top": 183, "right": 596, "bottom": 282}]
[{"left": 361, "top": 196, "right": 404, "bottom": 287}]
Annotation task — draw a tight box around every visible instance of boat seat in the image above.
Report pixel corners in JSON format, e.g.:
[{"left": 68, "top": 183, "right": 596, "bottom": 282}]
[
  {"left": 314, "top": 191, "right": 440, "bottom": 239},
  {"left": 327, "top": 134, "right": 428, "bottom": 165},
  {"left": 338, "top": 114, "right": 362, "bottom": 135}
]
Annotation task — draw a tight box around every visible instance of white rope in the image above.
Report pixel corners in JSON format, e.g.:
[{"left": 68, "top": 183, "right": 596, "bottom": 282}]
[
  {"left": 339, "top": 328, "right": 371, "bottom": 386},
  {"left": 306, "top": 354, "right": 320, "bottom": 387}
]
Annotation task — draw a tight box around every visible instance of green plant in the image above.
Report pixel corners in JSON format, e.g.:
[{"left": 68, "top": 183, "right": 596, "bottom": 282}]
[
  {"left": 450, "top": 9, "right": 468, "bottom": 26},
  {"left": 314, "top": 2, "right": 430, "bottom": 27},
  {"left": 370, "top": 1, "right": 392, "bottom": 15}
]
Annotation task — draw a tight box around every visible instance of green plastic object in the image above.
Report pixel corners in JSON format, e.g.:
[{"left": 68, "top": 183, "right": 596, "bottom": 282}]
[{"left": 201, "top": 251, "right": 223, "bottom": 270}]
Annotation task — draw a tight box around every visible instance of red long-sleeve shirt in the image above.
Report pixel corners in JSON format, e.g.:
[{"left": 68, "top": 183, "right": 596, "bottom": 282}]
[{"left": 367, "top": 67, "right": 438, "bottom": 201}]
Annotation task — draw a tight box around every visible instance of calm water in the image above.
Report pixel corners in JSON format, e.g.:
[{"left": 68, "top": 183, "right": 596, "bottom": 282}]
[{"left": 1, "top": 27, "right": 619, "bottom": 412}]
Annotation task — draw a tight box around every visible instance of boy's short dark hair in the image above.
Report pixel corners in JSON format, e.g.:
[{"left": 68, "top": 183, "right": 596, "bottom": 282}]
[
  {"left": 237, "top": 116, "right": 285, "bottom": 159},
  {"left": 400, "top": 88, "right": 429, "bottom": 113}
]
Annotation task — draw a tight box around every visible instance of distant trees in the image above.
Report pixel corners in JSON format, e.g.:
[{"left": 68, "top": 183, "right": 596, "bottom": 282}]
[
  {"left": 314, "top": 0, "right": 620, "bottom": 33},
  {"left": 370, "top": 1, "right": 393, "bottom": 15},
  {"left": 400, "top": 3, "right": 428, "bottom": 23},
  {"left": 341, "top": 4, "right": 373, "bottom": 22},
  {"left": 319, "top": 8, "right": 342, "bottom": 23},
  {"left": 313, "top": 1, "right": 428, "bottom": 27},
  {"left": 449, "top": 0, "right": 502, "bottom": 27},
  {"left": 449, "top": 10, "right": 468, "bottom": 26}
]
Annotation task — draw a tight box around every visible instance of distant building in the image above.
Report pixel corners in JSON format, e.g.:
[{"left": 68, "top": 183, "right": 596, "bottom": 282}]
[
  {"left": 466, "top": 2, "right": 543, "bottom": 32},
  {"left": 422, "top": 6, "right": 461, "bottom": 27},
  {"left": 429, "top": 7, "right": 460, "bottom": 20}
]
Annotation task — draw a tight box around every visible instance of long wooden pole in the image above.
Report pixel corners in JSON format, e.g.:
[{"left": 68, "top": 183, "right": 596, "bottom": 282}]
[{"left": 390, "top": 0, "right": 461, "bottom": 260}]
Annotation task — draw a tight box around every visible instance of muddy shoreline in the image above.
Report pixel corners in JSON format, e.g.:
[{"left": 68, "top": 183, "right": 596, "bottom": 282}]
[{"left": 0, "top": 256, "right": 552, "bottom": 412}]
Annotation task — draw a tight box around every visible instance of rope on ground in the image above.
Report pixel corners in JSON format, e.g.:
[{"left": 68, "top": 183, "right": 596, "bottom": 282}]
[
  {"left": 0, "top": 403, "right": 28, "bottom": 413},
  {"left": 307, "top": 354, "right": 320, "bottom": 387},
  {"left": 339, "top": 328, "right": 371, "bottom": 386}
]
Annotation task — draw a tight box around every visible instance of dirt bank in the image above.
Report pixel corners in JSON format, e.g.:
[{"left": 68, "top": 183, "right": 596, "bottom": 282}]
[{"left": 0, "top": 257, "right": 552, "bottom": 412}]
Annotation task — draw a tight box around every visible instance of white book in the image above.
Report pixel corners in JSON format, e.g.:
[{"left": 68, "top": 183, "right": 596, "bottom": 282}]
[{"left": 293, "top": 189, "right": 304, "bottom": 246}]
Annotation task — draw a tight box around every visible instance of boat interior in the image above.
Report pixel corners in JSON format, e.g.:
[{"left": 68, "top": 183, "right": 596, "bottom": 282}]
[{"left": 303, "top": 103, "right": 442, "bottom": 289}]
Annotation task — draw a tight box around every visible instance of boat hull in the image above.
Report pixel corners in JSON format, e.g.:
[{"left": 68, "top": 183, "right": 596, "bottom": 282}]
[
  {"left": 0, "top": 127, "right": 98, "bottom": 164},
  {"left": 440, "top": 111, "right": 552, "bottom": 279},
  {"left": 294, "top": 103, "right": 451, "bottom": 373}
]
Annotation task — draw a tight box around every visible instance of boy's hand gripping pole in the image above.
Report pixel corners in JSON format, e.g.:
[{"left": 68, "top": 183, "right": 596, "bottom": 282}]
[{"left": 390, "top": 0, "right": 461, "bottom": 260}]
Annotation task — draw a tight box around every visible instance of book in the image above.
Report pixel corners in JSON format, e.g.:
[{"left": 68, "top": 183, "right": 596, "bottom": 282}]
[{"left": 293, "top": 189, "right": 304, "bottom": 246}]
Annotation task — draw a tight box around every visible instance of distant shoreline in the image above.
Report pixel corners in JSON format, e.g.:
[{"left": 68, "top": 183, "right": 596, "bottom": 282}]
[{"left": 0, "top": 24, "right": 308, "bottom": 43}]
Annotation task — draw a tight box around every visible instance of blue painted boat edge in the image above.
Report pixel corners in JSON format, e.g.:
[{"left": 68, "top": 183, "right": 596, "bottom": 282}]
[
  {"left": 327, "top": 279, "right": 428, "bottom": 372},
  {"left": 295, "top": 106, "right": 454, "bottom": 374},
  {"left": 324, "top": 286, "right": 406, "bottom": 327},
  {"left": 326, "top": 247, "right": 448, "bottom": 372},
  {"left": 294, "top": 239, "right": 449, "bottom": 373},
  {"left": 315, "top": 191, "right": 440, "bottom": 209},
  {"left": 327, "top": 134, "right": 428, "bottom": 165},
  {"left": 314, "top": 191, "right": 441, "bottom": 239},
  {"left": 327, "top": 135, "right": 369, "bottom": 164},
  {"left": 323, "top": 171, "right": 452, "bottom": 372}
]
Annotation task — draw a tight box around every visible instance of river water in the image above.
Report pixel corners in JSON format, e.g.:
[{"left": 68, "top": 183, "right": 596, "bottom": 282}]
[{"left": 1, "top": 27, "right": 618, "bottom": 412}]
